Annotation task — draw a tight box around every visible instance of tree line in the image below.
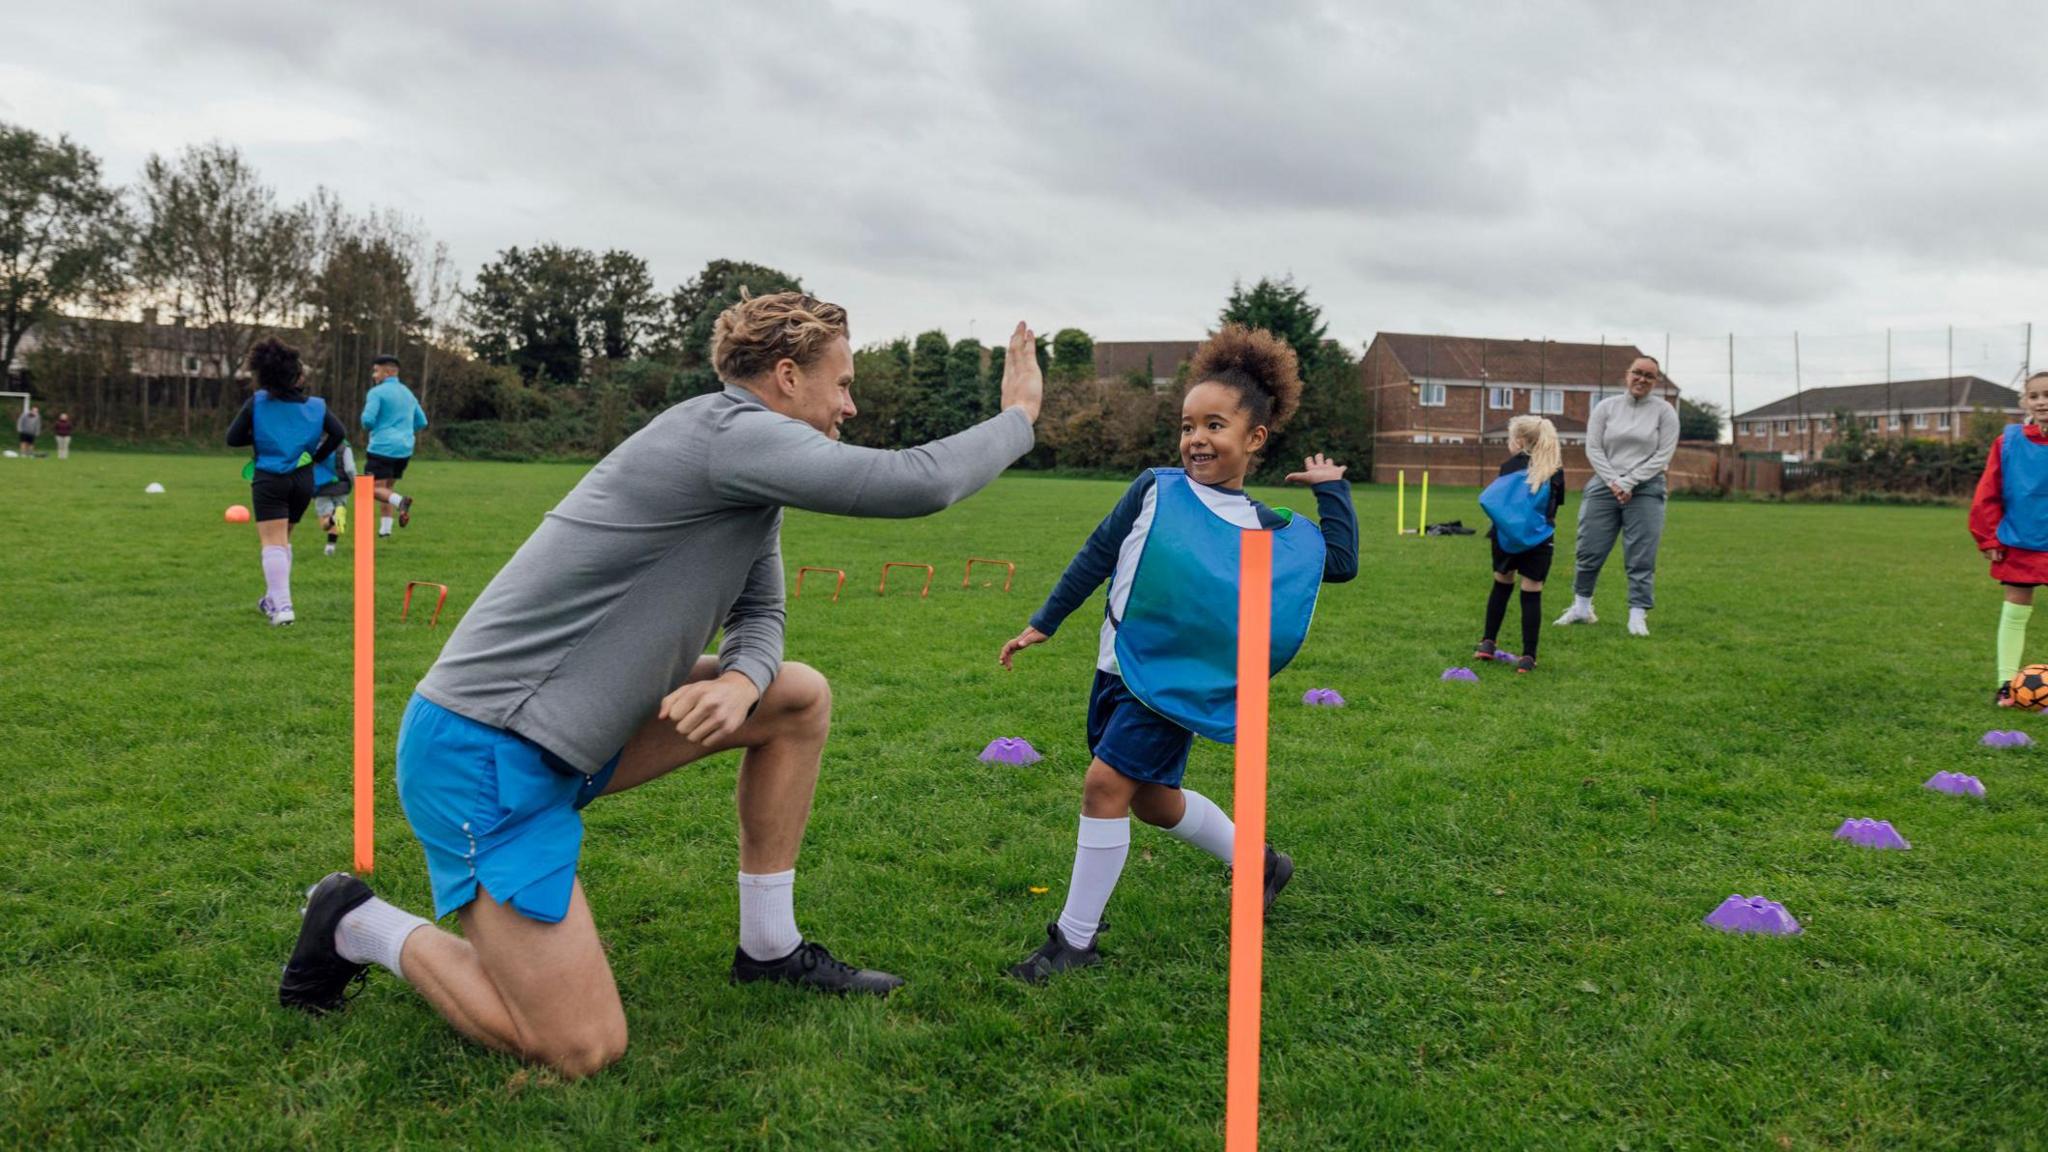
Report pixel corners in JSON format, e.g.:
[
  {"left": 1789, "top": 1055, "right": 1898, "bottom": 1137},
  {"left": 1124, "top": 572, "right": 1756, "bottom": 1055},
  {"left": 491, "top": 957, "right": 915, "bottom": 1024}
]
[{"left": 1, "top": 122, "right": 1370, "bottom": 477}]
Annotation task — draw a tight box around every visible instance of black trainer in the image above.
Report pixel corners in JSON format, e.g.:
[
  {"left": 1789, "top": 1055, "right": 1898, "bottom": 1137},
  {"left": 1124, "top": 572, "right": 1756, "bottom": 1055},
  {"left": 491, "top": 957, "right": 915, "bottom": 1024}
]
[
  {"left": 1263, "top": 846, "right": 1295, "bottom": 913},
  {"left": 730, "top": 940, "right": 904, "bottom": 996},
  {"left": 1008, "top": 921, "right": 1101, "bottom": 984},
  {"left": 397, "top": 495, "right": 412, "bottom": 529},
  {"left": 1516, "top": 654, "right": 1537, "bottom": 675},
  {"left": 279, "top": 872, "right": 374, "bottom": 1014},
  {"left": 1473, "top": 638, "right": 1497, "bottom": 662}
]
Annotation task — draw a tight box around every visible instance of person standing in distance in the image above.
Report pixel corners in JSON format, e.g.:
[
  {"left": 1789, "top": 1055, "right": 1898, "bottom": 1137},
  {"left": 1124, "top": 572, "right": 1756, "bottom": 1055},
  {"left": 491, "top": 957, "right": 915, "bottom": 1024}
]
[{"left": 361, "top": 354, "right": 427, "bottom": 536}]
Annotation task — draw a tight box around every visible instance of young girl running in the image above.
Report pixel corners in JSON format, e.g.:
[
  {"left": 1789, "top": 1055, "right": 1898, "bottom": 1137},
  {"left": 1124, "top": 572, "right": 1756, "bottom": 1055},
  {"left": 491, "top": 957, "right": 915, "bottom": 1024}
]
[
  {"left": 996, "top": 325, "right": 1358, "bottom": 983},
  {"left": 1969, "top": 370, "right": 2048, "bottom": 705},
  {"left": 1475, "top": 415, "right": 1566, "bottom": 673},
  {"left": 225, "top": 338, "right": 345, "bottom": 626}
]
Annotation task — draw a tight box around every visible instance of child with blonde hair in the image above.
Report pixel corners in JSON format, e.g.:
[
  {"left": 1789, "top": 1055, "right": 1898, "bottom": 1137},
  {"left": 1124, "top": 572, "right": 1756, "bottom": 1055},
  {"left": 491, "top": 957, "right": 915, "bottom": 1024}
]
[{"left": 1475, "top": 414, "right": 1565, "bottom": 673}]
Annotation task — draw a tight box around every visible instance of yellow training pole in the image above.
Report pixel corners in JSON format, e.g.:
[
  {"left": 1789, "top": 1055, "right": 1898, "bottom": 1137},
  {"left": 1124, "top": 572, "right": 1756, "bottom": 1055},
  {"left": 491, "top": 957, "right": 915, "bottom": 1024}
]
[
  {"left": 353, "top": 475, "right": 375, "bottom": 874},
  {"left": 1419, "top": 470, "right": 1430, "bottom": 535},
  {"left": 1396, "top": 470, "right": 1406, "bottom": 536},
  {"left": 1225, "top": 528, "right": 1273, "bottom": 1151}
]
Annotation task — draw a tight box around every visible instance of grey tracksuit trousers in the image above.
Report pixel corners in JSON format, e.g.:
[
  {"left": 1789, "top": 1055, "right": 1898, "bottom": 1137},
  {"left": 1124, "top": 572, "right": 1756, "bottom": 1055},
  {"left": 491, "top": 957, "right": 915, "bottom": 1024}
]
[{"left": 1572, "top": 476, "right": 1667, "bottom": 609}]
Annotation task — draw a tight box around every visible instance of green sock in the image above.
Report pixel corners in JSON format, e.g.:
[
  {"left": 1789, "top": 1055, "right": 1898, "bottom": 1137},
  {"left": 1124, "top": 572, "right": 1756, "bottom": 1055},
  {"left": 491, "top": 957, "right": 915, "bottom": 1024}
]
[{"left": 1998, "top": 600, "right": 2033, "bottom": 684}]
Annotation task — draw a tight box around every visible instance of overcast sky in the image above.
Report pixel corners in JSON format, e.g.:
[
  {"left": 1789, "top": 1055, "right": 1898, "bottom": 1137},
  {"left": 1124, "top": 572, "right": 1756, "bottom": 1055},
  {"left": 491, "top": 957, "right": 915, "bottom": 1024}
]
[{"left": 3, "top": 1, "right": 2044, "bottom": 409}]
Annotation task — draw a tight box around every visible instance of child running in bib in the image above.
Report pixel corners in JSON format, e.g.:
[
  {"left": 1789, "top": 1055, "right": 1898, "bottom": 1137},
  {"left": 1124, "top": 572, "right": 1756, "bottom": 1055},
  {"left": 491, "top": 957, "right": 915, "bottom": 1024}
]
[
  {"left": 313, "top": 440, "right": 356, "bottom": 556},
  {"left": 1475, "top": 415, "right": 1566, "bottom": 673},
  {"left": 1969, "top": 370, "right": 2048, "bottom": 706},
  {"left": 997, "top": 325, "right": 1358, "bottom": 983}
]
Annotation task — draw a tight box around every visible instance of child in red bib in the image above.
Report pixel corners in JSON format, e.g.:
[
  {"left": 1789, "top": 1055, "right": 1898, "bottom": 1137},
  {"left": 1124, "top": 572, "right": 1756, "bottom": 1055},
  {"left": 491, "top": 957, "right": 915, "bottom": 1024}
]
[{"left": 1967, "top": 371, "right": 2048, "bottom": 705}]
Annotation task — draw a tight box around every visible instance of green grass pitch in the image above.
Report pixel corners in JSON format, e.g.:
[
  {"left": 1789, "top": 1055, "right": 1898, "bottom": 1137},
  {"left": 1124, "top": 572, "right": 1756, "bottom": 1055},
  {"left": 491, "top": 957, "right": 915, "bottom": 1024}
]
[{"left": 3, "top": 452, "right": 2045, "bottom": 1150}]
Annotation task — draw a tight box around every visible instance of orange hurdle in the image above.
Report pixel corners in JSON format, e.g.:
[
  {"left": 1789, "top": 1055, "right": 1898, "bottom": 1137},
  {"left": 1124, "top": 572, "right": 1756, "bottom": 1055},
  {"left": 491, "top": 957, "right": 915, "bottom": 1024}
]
[
  {"left": 352, "top": 476, "right": 375, "bottom": 874},
  {"left": 1226, "top": 529, "right": 1273, "bottom": 1150},
  {"left": 401, "top": 581, "right": 450, "bottom": 627},
  {"left": 795, "top": 566, "right": 847, "bottom": 601},
  {"left": 962, "top": 557, "right": 1016, "bottom": 592},
  {"left": 878, "top": 562, "right": 935, "bottom": 598}
]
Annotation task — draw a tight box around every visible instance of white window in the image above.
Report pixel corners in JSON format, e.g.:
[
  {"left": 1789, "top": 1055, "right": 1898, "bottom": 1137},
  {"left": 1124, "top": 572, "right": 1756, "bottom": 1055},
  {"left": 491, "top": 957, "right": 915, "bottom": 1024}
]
[
  {"left": 1938, "top": 412, "right": 1952, "bottom": 430},
  {"left": 1488, "top": 386, "right": 1513, "bottom": 409},
  {"left": 1418, "top": 382, "right": 1446, "bottom": 407},
  {"left": 1411, "top": 433, "right": 1432, "bottom": 444},
  {"left": 1889, "top": 415, "right": 1902, "bottom": 429},
  {"left": 1439, "top": 435, "right": 1465, "bottom": 445},
  {"left": 1535, "top": 388, "right": 1565, "bottom": 414},
  {"left": 1777, "top": 420, "right": 1791, "bottom": 434},
  {"left": 1865, "top": 416, "right": 1880, "bottom": 429},
  {"left": 1913, "top": 412, "right": 1929, "bottom": 429}
]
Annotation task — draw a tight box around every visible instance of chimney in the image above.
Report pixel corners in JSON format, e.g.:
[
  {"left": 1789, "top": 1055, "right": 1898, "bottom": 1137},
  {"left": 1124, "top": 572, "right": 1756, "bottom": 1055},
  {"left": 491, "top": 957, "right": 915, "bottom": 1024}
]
[{"left": 142, "top": 306, "right": 159, "bottom": 326}]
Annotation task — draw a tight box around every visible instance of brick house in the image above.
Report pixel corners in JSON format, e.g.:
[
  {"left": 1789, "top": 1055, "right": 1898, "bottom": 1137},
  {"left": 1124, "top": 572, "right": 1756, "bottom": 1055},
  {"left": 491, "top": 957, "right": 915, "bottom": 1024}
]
[
  {"left": 1733, "top": 376, "right": 2018, "bottom": 459},
  {"left": 1362, "top": 333, "right": 1680, "bottom": 448},
  {"left": 1091, "top": 340, "right": 1200, "bottom": 389}
]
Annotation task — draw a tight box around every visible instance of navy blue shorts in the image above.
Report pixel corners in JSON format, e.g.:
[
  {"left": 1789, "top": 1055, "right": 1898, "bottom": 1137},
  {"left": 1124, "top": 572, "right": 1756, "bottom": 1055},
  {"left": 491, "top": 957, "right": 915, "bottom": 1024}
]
[{"left": 1087, "top": 670, "right": 1195, "bottom": 787}]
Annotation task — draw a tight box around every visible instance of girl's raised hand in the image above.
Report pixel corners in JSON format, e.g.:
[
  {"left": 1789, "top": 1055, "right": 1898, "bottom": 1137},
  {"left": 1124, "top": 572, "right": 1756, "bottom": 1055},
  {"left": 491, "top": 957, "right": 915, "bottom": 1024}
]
[
  {"left": 999, "top": 625, "right": 1050, "bottom": 669},
  {"left": 1284, "top": 453, "right": 1347, "bottom": 485},
  {"left": 1984, "top": 545, "right": 2007, "bottom": 563}
]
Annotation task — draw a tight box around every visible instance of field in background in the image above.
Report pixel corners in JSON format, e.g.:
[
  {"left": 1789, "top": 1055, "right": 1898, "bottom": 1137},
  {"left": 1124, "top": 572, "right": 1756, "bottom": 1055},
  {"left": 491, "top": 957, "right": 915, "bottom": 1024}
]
[{"left": 3, "top": 452, "right": 2044, "bottom": 1150}]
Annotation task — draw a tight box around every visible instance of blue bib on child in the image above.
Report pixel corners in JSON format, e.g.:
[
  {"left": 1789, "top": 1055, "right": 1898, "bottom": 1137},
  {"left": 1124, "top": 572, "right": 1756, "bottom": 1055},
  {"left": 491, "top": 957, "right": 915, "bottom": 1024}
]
[
  {"left": 1479, "top": 470, "right": 1556, "bottom": 553},
  {"left": 253, "top": 391, "right": 326, "bottom": 475},
  {"left": 1112, "top": 468, "right": 1325, "bottom": 744},
  {"left": 1998, "top": 424, "right": 2048, "bottom": 551},
  {"left": 313, "top": 445, "right": 346, "bottom": 489}
]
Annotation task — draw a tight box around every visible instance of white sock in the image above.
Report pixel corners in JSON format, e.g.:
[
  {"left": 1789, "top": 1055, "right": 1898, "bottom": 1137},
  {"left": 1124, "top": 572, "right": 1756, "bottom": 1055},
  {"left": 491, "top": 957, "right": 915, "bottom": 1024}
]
[
  {"left": 1163, "top": 789, "right": 1235, "bottom": 864},
  {"left": 380, "top": 516, "right": 393, "bottom": 535},
  {"left": 1629, "top": 607, "right": 1649, "bottom": 635},
  {"left": 738, "top": 870, "right": 801, "bottom": 962},
  {"left": 335, "top": 896, "right": 430, "bottom": 980},
  {"left": 1575, "top": 595, "right": 1594, "bottom": 612},
  {"left": 1055, "top": 815, "right": 1130, "bottom": 949},
  {"left": 388, "top": 491, "right": 406, "bottom": 509}
]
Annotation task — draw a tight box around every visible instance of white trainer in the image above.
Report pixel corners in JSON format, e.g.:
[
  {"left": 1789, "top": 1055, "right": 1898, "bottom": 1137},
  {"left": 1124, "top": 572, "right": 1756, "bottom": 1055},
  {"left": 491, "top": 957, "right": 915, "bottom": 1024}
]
[
  {"left": 270, "top": 606, "right": 296, "bottom": 627},
  {"left": 1554, "top": 600, "right": 1598, "bottom": 626},
  {"left": 1628, "top": 608, "right": 1649, "bottom": 636}
]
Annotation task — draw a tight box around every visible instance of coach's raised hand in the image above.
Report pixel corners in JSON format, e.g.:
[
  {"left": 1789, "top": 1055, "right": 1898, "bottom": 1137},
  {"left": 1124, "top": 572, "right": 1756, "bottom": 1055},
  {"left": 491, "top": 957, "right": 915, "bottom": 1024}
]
[{"left": 1001, "top": 322, "right": 1043, "bottom": 423}]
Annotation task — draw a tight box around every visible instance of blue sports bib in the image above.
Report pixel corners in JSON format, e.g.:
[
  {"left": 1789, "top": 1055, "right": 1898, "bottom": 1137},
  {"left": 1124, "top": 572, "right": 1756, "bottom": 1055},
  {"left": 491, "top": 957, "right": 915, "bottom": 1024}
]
[
  {"left": 1998, "top": 424, "right": 2048, "bottom": 551},
  {"left": 1112, "top": 469, "right": 1325, "bottom": 744},
  {"left": 252, "top": 391, "right": 326, "bottom": 475},
  {"left": 1480, "top": 470, "right": 1556, "bottom": 553}
]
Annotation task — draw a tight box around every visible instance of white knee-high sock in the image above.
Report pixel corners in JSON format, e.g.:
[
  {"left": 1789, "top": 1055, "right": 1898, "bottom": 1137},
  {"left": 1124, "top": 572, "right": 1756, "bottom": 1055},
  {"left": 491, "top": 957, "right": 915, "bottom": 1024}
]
[
  {"left": 1162, "top": 789, "right": 1236, "bottom": 863},
  {"left": 1055, "top": 815, "right": 1130, "bottom": 949},
  {"left": 335, "top": 896, "right": 430, "bottom": 980},
  {"left": 261, "top": 545, "right": 292, "bottom": 608},
  {"left": 738, "top": 870, "right": 801, "bottom": 961}
]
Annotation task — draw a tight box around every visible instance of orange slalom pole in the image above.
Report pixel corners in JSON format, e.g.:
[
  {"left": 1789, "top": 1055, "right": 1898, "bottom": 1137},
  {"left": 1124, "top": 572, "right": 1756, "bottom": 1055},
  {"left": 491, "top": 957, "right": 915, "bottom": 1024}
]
[
  {"left": 352, "top": 475, "right": 375, "bottom": 874},
  {"left": 1226, "top": 528, "right": 1273, "bottom": 1151}
]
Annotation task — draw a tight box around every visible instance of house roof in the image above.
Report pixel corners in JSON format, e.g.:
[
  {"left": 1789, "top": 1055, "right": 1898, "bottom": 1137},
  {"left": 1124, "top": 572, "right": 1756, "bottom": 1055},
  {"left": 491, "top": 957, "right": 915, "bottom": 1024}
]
[
  {"left": 1375, "top": 333, "right": 1667, "bottom": 389},
  {"left": 1734, "top": 376, "right": 2016, "bottom": 421},
  {"left": 1093, "top": 340, "right": 1200, "bottom": 382}
]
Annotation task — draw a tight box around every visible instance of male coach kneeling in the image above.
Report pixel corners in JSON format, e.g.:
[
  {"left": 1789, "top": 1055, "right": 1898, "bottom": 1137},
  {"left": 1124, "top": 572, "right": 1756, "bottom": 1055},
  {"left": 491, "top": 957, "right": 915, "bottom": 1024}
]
[{"left": 282, "top": 292, "right": 1044, "bottom": 1078}]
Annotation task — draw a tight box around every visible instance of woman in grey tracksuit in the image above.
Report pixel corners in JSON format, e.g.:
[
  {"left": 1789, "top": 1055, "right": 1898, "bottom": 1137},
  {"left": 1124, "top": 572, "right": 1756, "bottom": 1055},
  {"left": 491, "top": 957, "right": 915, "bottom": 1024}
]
[{"left": 1555, "top": 356, "right": 1680, "bottom": 636}]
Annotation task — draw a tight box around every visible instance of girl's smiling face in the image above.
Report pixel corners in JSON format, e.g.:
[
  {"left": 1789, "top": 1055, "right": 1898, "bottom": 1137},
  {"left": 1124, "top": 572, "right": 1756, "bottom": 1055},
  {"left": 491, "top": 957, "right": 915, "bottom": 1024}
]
[
  {"left": 1180, "top": 381, "right": 1268, "bottom": 489},
  {"left": 2025, "top": 374, "right": 2048, "bottom": 425}
]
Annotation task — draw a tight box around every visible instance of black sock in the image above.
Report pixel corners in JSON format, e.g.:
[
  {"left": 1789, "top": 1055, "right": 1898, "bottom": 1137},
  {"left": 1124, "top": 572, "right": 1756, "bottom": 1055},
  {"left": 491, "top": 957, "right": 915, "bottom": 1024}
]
[
  {"left": 1484, "top": 580, "right": 1513, "bottom": 642},
  {"left": 327, "top": 533, "right": 338, "bottom": 545},
  {"left": 1521, "top": 589, "right": 1542, "bottom": 658}
]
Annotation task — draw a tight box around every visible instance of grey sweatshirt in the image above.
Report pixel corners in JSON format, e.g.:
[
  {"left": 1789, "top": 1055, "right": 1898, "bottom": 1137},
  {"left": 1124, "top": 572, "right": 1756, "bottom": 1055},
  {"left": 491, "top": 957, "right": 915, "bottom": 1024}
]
[
  {"left": 17, "top": 411, "right": 38, "bottom": 436},
  {"left": 418, "top": 387, "right": 1035, "bottom": 771},
  {"left": 1585, "top": 393, "right": 1679, "bottom": 492}
]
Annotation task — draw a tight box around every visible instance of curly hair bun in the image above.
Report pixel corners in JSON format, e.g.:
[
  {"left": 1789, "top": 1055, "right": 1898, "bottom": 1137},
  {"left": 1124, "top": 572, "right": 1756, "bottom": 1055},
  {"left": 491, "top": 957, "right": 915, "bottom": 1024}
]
[
  {"left": 247, "top": 337, "right": 303, "bottom": 394},
  {"left": 1186, "top": 324, "right": 1303, "bottom": 432}
]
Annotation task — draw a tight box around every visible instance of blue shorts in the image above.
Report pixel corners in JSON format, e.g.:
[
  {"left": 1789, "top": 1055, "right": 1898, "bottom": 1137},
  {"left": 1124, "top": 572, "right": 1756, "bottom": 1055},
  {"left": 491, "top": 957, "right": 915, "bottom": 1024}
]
[
  {"left": 1087, "top": 670, "right": 1195, "bottom": 787},
  {"left": 395, "top": 694, "right": 620, "bottom": 923}
]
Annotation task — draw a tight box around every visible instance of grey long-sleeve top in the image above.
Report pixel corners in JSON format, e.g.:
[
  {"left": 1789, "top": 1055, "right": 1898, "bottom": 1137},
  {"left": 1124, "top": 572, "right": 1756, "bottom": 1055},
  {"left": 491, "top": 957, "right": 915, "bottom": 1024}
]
[
  {"left": 417, "top": 386, "right": 1036, "bottom": 772},
  {"left": 1584, "top": 393, "right": 1679, "bottom": 492},
  {"left": 16, "top": 411, "right": 38, "bottom": 437}
]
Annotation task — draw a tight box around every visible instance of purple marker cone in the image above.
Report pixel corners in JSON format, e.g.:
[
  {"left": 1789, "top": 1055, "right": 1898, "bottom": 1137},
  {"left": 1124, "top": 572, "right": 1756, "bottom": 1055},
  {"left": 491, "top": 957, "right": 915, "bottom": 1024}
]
[
  {"left": 1441, "top": 667, "right": 1480, "bottom": 682},
  {"left": 1703, "top": 895, "right": 1802, "bottom": 936},
  {"left": 1301, "top": 688, "right": 1346, "bottom": 707},
  {"left": 1833, "top": 818, "right": 1911, "bottom": 850},
  {"left": 1924, "top": 771, "right": 1986, "bottom": 797},
  {"left": 978, "top": 738, "right": 1042, "bottom": 765},
  {"left": 1493, "top": 651, "right": 1518, "bottom": 663}
]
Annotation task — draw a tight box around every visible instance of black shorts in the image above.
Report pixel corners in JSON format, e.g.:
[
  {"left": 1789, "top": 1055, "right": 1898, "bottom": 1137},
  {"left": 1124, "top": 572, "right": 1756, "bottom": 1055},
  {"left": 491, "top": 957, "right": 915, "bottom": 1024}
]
[
  {"left": 18, "top": 433, "right": 35, "bottom": 445},
  {"left": 366, "top": 453, "right": 410, "bottom": 482},
  {"left": 251, "top": 469, "right": 314, "bottom": 524},
  {"left": 1491, "top": 537, "right": 1555, "bottom": 582}
]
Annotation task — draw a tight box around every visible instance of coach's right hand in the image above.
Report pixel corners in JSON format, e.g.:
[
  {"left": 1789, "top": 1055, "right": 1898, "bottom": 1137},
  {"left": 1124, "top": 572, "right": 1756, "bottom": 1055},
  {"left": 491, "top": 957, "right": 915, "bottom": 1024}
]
[{"left": 1001, "top": 322, "right": 1043, "bottom": 423}]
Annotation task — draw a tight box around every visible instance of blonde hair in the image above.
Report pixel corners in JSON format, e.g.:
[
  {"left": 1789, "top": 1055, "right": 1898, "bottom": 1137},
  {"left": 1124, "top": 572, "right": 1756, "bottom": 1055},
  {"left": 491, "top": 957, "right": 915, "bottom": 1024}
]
[
  {"left": 710, "top": 289, "right": 850, "bottom": 384},
  {"left": 1507, "top": 414, "right": 1561, "bottom": 492}
]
